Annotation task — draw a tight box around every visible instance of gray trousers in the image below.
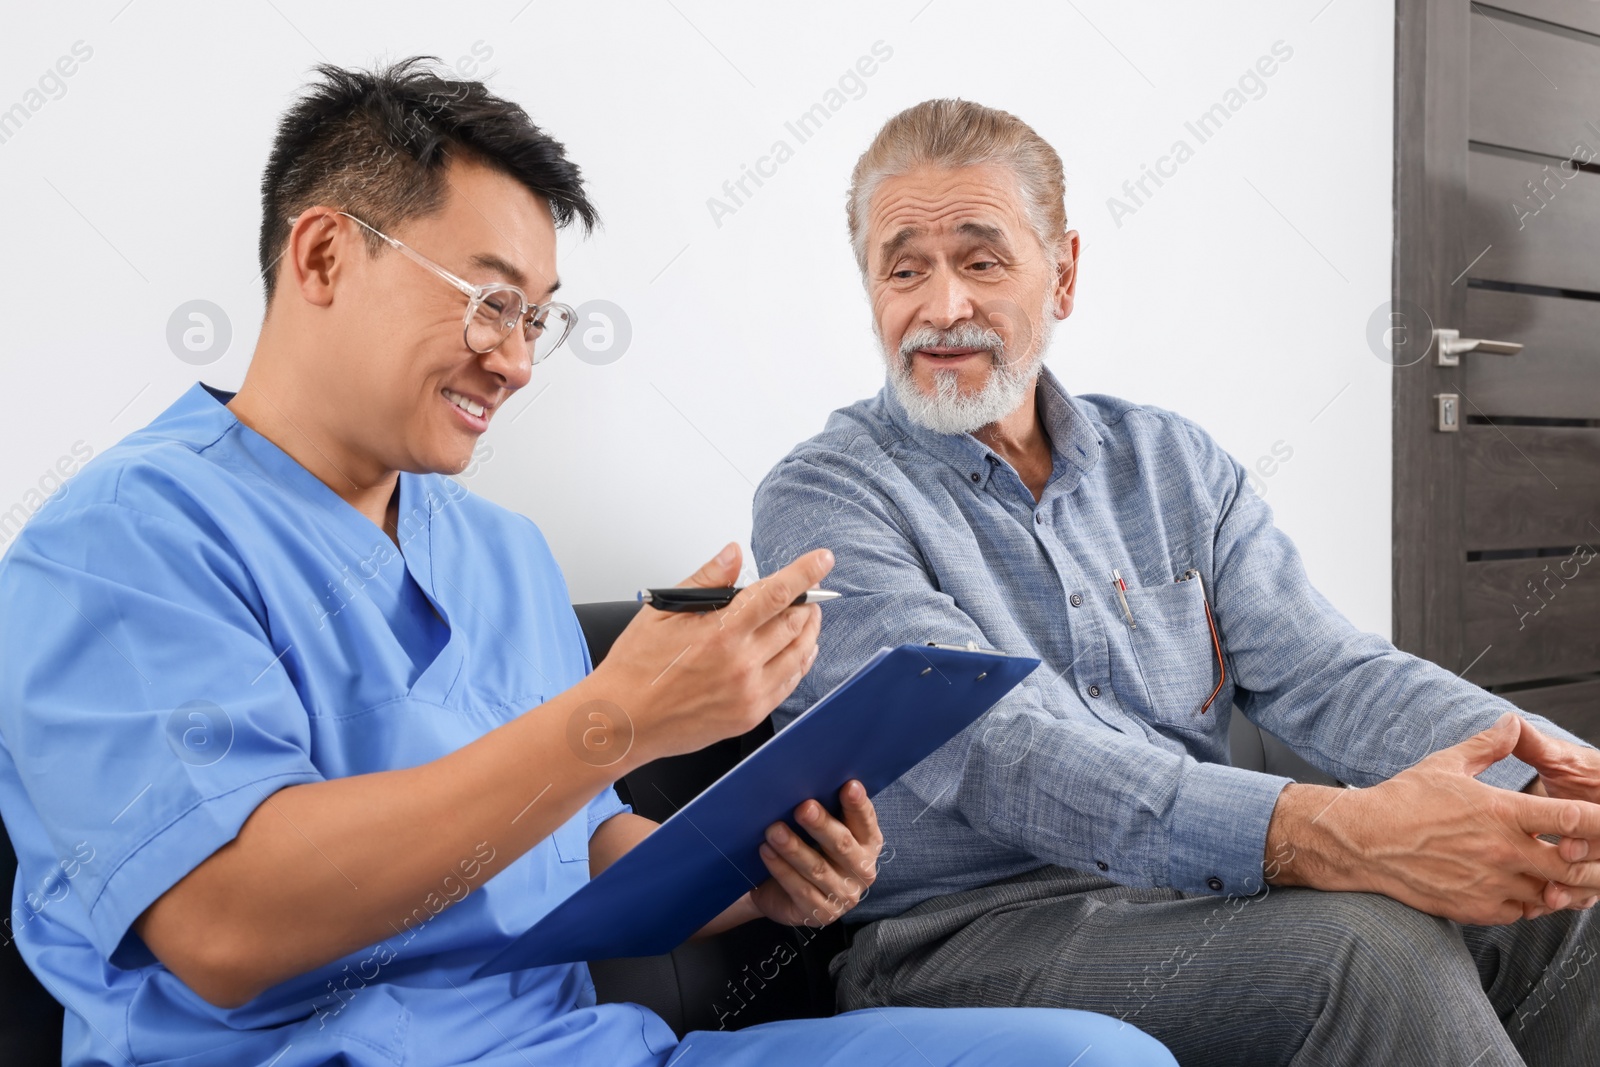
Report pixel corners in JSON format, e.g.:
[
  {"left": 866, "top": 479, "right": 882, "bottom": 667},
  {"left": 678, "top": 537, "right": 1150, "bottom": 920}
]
[{"left": 833, "top": 866, "right": 1599, "bottom": 1066}]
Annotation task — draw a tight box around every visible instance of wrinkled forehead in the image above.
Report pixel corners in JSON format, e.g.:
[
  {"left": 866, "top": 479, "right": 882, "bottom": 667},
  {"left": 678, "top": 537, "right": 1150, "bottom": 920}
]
[{"left": 866, "top": 164, "right": 1032, "bottom": 265}]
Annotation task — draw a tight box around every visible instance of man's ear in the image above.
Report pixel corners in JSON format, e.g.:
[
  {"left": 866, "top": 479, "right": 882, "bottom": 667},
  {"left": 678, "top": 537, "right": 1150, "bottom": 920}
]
[
  {"left": 284, "top": 208, "right": 345, "bottom": 309},
  {"left": 1053, "top": 229, "right": 1080, "bottom": 319}
]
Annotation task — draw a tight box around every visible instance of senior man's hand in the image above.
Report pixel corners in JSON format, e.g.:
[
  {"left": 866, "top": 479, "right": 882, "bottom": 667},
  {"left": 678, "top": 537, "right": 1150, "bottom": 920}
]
[
  {"left": 1268, "top": 713, "right": 1600, "bottom": 925},
  {"left": 1515, "top": 719, "right": 1600, "bottom": 914}
]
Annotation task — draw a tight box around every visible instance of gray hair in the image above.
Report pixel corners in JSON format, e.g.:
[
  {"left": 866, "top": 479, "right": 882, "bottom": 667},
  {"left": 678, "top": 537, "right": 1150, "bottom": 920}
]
[{"left": 846, "top": 98, "right": 1068, "bottom": 279}]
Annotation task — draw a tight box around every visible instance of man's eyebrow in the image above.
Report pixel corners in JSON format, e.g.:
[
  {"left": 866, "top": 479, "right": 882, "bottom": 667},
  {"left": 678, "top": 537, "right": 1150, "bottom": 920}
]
[
  {"left": 468, "top": 252, "right": 560, "bottom": 298},
  {"left": 879, "top": 226, "right": 924, "bottom": 264},
  {"left": 879, "top": 221, "right": 1013, "bottom": 265},
  {"left": 956, "top": 221, "right": 1008, "bottom": 248}
]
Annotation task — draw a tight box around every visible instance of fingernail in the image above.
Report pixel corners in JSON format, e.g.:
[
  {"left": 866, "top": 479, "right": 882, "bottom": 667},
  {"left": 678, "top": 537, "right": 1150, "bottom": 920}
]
[
  {"left": 799, "top": 803, "right": 818, "bottom": 823},
  {"left": 717, "top": 543, "right": 737, "bottom": 565},
  {"left": 769, "top": 824, "right": 790, "bottom": 844},
  {"left": 820, "top": 549, "right": 834, "bottom": 567}
]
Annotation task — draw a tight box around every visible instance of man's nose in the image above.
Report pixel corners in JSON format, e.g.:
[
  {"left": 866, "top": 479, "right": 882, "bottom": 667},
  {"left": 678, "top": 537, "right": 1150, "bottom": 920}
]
[
  {"left": 481, "top": 330, "right": 535, "bottom": 392},
  {"left": 923, "top": 268, "right": 976, "bottom": 330}
]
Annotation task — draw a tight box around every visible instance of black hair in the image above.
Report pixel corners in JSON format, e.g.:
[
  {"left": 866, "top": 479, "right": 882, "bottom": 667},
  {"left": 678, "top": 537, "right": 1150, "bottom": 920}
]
[{"left": 257, "top": 56, "right": 597, "bottom": 302}]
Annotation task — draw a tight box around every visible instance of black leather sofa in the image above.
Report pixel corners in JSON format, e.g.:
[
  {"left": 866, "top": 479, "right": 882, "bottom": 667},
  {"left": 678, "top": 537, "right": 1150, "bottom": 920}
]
[{"left": 0, "top": 600, "right": 1333, "bottom": 1062}]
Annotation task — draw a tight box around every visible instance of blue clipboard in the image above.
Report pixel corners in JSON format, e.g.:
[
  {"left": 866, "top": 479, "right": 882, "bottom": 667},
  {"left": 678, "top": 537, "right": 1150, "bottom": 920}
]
[{"left": 473, "top": 642, "right": 1039, "bottom": 976}]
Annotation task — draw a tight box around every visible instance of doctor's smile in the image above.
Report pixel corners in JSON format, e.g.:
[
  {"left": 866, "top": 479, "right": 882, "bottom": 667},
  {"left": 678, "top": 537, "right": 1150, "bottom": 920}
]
[{"left": 441, "top": 387, "right": 496, "bottom": 433}]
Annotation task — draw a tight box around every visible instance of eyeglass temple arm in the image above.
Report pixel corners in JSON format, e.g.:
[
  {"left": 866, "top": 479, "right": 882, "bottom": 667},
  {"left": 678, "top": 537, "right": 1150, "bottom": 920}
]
[{"left": 337, "top": 211, "right": 482, "bottom": 301}]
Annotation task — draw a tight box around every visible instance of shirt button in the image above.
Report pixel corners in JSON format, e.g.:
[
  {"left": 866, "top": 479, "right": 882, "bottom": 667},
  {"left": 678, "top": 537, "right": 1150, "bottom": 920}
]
[
  {"left": 1095, "top": 860, "right": 1108, "bottom": 872},
  {"left": 1069, "top": 593, "right": 1083, "bottom": 608},
  {"left": 1035, "top": 513, "right": 1044, "bottom": 525},
  {"left": 970, "top": 472, "right": 980, "bottom": 483},
  {"left": 1087, "top": 684, "right": 1101, "bottom": 698},
  {"left": 1206, "top": 877, "right": 1224, "bottom": 892}
]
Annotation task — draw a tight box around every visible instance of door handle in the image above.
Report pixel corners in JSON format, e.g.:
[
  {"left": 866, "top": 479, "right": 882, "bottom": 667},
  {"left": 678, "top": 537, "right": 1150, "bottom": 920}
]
[{"left": 1433, "top": 328, "right": 1523, "bottom": 366}]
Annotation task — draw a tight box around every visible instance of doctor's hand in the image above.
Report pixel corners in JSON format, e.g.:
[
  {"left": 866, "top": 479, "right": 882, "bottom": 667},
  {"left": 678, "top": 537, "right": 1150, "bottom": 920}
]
[
  {"left": 748, "top": 780, "right": 882, "bottom": 928},
  {"left": 584, "top": 542, "right": 834, "bottom": 768}
]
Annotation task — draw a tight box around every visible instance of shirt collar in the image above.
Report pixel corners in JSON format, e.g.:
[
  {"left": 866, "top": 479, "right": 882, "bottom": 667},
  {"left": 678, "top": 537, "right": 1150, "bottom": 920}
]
[{"left": 879, "top": 362, "right": 1102, "bottom": 497}]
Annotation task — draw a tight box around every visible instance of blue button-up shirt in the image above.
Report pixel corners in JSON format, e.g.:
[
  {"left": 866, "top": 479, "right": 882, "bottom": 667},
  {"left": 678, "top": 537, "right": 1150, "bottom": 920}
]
[{"left": 751, "top": 365, "right": 1580, "bottom": 921}]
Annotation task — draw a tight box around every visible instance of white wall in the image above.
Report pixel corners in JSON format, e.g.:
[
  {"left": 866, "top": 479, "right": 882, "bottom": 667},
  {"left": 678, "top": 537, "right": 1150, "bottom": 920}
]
[{"left": 0, "top": 0, "right": 1395, "bottom": 635}]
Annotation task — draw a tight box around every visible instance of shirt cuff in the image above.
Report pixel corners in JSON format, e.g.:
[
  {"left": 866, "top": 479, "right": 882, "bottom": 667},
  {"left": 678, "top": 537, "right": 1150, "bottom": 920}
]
[
  {"left": 1477, "top": 713, "right": 1590, "bottom": 792},
  {"left": 1168, "top": 760, "right": 1293, "bottom": 896},
  {"left": 1478, "top": 753, "right": 1540, "bottom": 793}
]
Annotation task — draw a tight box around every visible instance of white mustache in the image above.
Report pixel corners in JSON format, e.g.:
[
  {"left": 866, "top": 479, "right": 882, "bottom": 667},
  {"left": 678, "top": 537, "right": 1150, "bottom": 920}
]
[{"left": 897, "top": 323, "right": 1005, "bottom": 365}]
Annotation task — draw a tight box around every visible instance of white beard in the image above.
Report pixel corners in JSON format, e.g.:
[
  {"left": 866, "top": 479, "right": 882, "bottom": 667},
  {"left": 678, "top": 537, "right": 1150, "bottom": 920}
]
[{"left": 883, "top": 297, "right": 1057, "bottom": 435}]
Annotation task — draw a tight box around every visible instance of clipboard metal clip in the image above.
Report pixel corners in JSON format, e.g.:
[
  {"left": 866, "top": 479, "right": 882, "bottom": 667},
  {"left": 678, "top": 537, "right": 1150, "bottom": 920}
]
[{"left": 925, "top": 639, "right": 995, "bottom": 653}]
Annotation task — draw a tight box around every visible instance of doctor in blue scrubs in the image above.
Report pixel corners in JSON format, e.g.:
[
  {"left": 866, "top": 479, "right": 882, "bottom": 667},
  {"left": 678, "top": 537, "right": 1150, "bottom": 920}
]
[{"left": 0, "top": 59, "right": 1174, "bottom": 1066}]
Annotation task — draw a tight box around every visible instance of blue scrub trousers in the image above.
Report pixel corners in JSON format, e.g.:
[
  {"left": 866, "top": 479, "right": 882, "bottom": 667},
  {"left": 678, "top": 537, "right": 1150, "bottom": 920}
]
[{"left": 664, "top": 1006, "right": 1176, "bottom": 1065}]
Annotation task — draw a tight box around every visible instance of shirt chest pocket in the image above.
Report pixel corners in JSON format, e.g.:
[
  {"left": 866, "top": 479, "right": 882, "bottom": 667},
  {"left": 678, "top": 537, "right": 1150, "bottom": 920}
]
[{"left": 1122, "top": 576, "right": 1226, "bottom": 732}]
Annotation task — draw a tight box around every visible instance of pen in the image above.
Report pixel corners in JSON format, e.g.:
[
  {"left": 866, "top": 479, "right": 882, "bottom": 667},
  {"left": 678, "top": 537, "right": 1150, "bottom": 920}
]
[
  {"left": 637, "top": 587, "right": 842, "bottom": 613},
  {"left": 1177, "top": 568, "right": 1228, "bottom": 713},
  {"left": 1112, "top": 569, "right": 1136, "bottom": 629}
]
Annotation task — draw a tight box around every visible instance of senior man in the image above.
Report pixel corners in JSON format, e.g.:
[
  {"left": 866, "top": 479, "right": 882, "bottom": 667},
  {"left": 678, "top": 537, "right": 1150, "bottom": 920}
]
[{"left": 751, "top": 98, "right": 1600, "bottom": 1065}]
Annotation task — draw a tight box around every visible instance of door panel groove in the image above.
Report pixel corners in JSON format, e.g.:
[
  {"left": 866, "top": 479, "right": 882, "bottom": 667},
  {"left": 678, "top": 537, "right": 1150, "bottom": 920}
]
[
  {"left": 1495, "top": 669, "right": 1600, "bottom": 693},
  {"left": 1468, "top": 546, "right": 1593, "bottom": 561},
  {"left": 1469, "top": 139, "right": 1600, "bottom": 172},
  {"left": 1486, "top": 0, "right": 1600, "bottom": 39},
  {"left": 1471, "top": 2, "right": 1600, "bottom": 45},
  {"left": 1468, "top": 278, "right": 1600, "bottom": 303},
  {"left": 1465, "top": 416, "right": 1600, "bottom": 427}
]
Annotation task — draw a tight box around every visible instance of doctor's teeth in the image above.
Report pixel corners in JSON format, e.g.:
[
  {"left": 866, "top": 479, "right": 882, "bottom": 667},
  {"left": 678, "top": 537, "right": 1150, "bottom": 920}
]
[{"left": 445, "top": 390, "right": 486, "bottom": 418}]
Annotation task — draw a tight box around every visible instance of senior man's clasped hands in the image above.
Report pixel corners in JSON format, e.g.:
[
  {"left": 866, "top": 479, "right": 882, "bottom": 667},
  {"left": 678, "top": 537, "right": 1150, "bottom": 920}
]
[{"left": 1265, "top": 712, "right": 1600, "bottom": 923}]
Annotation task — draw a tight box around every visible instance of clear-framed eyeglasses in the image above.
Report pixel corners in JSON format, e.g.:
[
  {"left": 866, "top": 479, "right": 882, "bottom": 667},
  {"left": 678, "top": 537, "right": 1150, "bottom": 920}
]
[{"left": 336, "top": 211, "right": 576, "bottom": 364}]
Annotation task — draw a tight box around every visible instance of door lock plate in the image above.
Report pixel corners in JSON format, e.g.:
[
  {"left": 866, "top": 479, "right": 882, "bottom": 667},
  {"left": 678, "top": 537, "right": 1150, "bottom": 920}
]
[{"left": 1435, "top": 393, "right": 1460, "bottom": 432}]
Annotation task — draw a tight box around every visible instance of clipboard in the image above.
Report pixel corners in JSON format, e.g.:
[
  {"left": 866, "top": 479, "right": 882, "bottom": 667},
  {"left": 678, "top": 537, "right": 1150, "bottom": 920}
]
[{"left": 474, "top": 642, "right": 1040, "bottom": 976}]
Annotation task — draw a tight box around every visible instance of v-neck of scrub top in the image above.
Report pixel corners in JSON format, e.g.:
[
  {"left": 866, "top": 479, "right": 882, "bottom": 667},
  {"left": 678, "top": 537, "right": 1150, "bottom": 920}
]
[
  {"left": 363, "top": 505, "right": 452, "bottom": 690},
  {"left": 202, "top": 386, "right": 460, "bottom": 699}
]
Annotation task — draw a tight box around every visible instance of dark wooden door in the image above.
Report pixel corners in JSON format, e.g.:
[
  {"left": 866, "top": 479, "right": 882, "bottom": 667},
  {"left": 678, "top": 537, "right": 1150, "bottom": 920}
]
[{"left": 1395, "top": 0, "right": 1600, "bottom": 743}]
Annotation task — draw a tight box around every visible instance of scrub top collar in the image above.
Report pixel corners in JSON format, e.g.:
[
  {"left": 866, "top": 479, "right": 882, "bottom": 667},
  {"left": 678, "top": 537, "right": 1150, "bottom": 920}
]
[{"left": 189, "top": 382, "right": 451, "bottom": 623}]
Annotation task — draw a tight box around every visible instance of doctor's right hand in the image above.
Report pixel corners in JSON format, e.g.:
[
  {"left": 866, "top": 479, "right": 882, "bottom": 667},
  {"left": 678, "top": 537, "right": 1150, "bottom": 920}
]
[{"left": 582, "top": 541, "right": 834, "bottom": 768}]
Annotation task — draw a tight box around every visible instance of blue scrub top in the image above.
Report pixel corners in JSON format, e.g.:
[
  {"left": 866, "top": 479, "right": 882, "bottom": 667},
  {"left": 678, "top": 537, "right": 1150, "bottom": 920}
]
[{"left": 0, "top": 384, "right": 679, "bottom": 1066}]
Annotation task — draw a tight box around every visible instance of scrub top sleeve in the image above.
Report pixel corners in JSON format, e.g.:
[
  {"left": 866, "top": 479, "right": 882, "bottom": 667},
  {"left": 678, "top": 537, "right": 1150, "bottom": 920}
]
[
  {"left": 0, "top": 503, "right": 324, "bottom": 966},
  {"left": 585, "top": 785, "right": 630, "bottom": 839}
]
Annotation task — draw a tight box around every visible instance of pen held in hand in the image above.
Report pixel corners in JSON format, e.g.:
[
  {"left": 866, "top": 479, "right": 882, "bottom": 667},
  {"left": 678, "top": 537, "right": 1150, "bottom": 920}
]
[{"left": 638, "top": 586, "right": 842, "bottom": 613}]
